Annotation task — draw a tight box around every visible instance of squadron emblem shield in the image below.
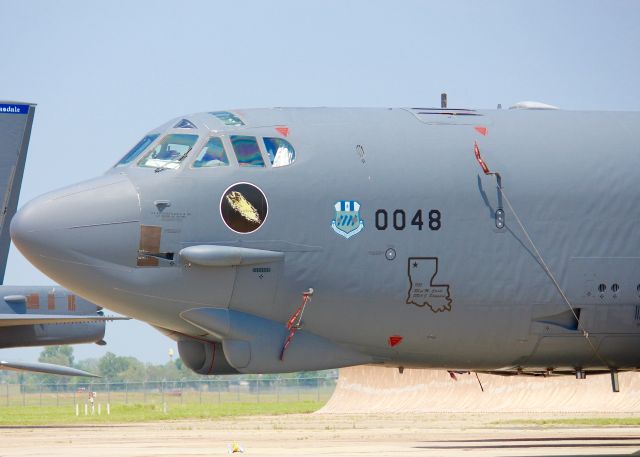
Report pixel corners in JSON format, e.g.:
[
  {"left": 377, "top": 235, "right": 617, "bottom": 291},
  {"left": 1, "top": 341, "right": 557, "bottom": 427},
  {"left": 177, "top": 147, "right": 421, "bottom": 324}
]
[{"left": 331, "top": 200, "right": 364, "bottom": 239}]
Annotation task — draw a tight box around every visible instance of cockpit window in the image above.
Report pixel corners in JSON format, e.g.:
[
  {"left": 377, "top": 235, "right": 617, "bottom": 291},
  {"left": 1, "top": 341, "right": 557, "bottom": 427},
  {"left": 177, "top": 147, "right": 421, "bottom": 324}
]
[
  {"left": 210, "top": 111, "right": 245, "bottom": 126},
  {"left": 263, "top": 138, "right": 295, "bottom": 167},
  {"left": 192, "top": 137, "right": 229, "bottom": 168},
  {"left": 138, "top": 134, "right": 199, "bottom": 169},
  {"left": 115, "top": 134, "right": 159, "bottom": 167},
  {"left": 230, "top": 136, "right": 265, "bottom": 167}
]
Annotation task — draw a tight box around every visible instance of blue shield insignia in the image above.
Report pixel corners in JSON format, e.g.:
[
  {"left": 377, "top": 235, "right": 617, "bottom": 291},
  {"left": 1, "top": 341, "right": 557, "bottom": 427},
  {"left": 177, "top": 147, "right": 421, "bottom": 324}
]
[{"left": 331, "top": 201, "right": 364, "bottom": 239}]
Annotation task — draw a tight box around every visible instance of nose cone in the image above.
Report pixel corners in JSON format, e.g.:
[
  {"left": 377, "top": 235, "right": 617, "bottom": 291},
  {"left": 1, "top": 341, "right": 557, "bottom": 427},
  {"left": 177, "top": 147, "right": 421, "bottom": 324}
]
[{"left": 11, "top": 175, "right": 141, "bottom": 274}]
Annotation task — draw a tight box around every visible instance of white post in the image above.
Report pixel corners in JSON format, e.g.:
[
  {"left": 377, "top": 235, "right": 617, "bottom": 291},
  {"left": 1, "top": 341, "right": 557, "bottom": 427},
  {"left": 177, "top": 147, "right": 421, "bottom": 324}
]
[
  {"left": 107, "top": 403, "right": 110, "bottom": 415},
  {"left": 163, "top": 402, "right": 167, "bottom": 414},
  {"left": 84, "top": 403, "right": 88, "bottom": 416},
  {"left": 75, "top": 404, "right": 79, "bottom": 416},
  {"left": 98, "top": 403, "right": 101, "bottom": 416}
]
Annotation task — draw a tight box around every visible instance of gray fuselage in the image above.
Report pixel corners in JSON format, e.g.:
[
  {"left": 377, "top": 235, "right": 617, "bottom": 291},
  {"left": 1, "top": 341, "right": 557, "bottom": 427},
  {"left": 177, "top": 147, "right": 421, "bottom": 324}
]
[{"left": 11, "top": 107, "right": 640, "bottom": 373}]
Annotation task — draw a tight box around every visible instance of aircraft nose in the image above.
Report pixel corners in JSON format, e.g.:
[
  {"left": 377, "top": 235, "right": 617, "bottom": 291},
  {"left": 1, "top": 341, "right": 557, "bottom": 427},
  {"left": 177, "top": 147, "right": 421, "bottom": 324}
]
[{"left": 11, "top": 175, "right": 141, "bottom": 271}]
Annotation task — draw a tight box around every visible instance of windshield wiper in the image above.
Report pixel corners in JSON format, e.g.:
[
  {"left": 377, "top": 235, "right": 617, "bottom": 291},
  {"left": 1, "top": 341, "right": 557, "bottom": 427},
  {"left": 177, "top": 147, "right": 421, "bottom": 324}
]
[{"left": 154, "top": 147, "right": 193, "bottom": 173}]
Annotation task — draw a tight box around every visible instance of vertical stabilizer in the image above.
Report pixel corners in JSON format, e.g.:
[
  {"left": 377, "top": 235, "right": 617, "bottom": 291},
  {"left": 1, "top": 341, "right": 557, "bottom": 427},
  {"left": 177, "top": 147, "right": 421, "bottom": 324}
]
[{"left": 0, "top": 102, "right": 36, "bottom": 284}]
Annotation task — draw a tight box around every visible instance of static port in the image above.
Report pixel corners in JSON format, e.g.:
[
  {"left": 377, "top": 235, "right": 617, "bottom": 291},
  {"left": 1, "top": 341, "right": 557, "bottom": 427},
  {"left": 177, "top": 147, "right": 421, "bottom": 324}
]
[
  {"left": 385, "top": 248, "right": 396, "bottom": 261},
  {"left": 598, "top": 284, "right": 607, "bottom": 293}
]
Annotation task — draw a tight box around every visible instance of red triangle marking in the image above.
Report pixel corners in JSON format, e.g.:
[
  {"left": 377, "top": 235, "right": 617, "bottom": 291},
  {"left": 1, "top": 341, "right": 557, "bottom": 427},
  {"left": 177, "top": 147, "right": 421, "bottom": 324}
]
[
  {"left": 474, "top": 126, "right": 488, "bottom": 136},
  {"left": 388, "top": 335, "right": 403, "bottom": 347},
  {"left": 276, "top": 126, "right": 289, "bottom": 137}
]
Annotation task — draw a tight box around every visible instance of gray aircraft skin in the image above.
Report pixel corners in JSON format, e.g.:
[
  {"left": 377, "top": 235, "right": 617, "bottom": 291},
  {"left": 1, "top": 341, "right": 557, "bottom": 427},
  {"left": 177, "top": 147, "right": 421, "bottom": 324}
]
[
  {"left": 10, "top": 105, "right": 640, "bottom": 377},
  {"left": 0, "top": 285, "right": 109, "bottom": 349},
  {"left": 0, "top": 101, "right": 126, "bottom": 377}
]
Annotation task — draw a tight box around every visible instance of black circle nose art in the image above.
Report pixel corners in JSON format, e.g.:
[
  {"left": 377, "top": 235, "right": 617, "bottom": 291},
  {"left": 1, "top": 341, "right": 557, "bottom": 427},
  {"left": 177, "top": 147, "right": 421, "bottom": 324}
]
[{"left": 219, "top": 182, "right": 268, "bottom": 234}]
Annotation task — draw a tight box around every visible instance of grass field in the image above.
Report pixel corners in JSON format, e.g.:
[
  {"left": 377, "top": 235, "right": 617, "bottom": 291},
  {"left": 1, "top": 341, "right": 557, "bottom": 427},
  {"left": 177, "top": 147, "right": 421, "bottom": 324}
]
[
  {"left": 0, "top": 401, "right": 324, "bottom": 426},
  {"left": 495, "top": 417, "right": 640, "bottom": 427}
]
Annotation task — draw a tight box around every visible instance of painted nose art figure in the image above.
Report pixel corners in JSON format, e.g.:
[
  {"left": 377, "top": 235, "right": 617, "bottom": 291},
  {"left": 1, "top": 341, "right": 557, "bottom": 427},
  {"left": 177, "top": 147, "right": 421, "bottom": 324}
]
[{"left": 226, "top": 191, "right": 261, "bottom": 225}]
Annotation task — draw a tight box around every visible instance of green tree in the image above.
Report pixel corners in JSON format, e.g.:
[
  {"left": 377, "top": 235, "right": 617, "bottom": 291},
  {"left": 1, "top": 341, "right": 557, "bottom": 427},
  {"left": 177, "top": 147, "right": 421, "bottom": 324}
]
[
  {"left": 98, "top": 352, "right": 132, "bottom": 381},
  {"left": 118, "top": 358, "right": 146, "bottom": 382},
  {"left": 76, "top": 357, "right": 100, "bottom": 376},
  {"left": 38, "top": 345, "right": 74, "bottom": 367}
]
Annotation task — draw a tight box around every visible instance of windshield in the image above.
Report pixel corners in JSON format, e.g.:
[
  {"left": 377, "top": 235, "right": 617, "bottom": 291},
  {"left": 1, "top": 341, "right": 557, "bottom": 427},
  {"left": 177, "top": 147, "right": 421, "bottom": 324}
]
[
  {"left": 193, "top": 137, "right": 229, "bottom": 168},
  {"left": 138, "top": 134, "right": 199, "bottom": 170},
  {"left": 230, "top": 135, "right": 265, "bottom": 167},
  {"left": 115, "top": 134, "right": 159, "bottom": 167}
]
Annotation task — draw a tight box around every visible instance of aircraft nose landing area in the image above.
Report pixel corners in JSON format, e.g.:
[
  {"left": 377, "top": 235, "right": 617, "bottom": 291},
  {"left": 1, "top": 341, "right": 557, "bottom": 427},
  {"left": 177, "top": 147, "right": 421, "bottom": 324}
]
[
  {"left": 1, "top": 414, "right": 640, "bottom": 457},
  {"left": 10, "top": 175, "right": 140, "bottom": 274}
]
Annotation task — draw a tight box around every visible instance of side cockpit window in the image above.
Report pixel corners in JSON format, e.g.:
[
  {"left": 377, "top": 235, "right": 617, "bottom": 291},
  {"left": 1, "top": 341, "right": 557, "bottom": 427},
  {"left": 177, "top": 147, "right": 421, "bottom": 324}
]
[
  {"left": 115, "top": 134, "right": 159, "bottom": 167},
  {"left": 193, "top": 137, "right": 229, "bottom": 168},
  {"left": 138, "top": 134, "right": 199, "bottom": 169},
  {"left": 231, "top": 135, "right": 264, "bottom": 167},
  {"left": 263, "top": 137, "right": 295, "bottom": 167}
]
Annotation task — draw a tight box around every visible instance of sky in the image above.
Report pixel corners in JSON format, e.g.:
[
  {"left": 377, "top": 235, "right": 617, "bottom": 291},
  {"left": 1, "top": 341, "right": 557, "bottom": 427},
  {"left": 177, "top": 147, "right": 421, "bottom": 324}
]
[{"left": 1, "top": 0, "right": 640, "bottom": 364}]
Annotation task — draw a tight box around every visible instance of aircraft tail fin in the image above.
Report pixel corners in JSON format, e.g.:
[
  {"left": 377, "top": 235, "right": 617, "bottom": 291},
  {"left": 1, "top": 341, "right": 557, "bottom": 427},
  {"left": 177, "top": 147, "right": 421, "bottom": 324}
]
[{"left": 0, "top": 102, "right": 36, "bottom": 284}]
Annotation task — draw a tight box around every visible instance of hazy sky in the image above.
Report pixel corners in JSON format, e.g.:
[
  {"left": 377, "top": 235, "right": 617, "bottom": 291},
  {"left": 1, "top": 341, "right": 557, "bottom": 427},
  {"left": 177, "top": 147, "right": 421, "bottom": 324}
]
[{"left": 1, "top": 0, "right": 639, "bottom": 364}]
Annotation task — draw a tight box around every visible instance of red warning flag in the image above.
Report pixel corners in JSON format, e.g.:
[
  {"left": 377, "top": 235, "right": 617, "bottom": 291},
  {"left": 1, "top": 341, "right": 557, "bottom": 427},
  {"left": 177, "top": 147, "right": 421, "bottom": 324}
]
[
  {"left": 279, "top": 327, "right": 297, "bottom": 361},
  {"left": 286, "top": 294, "right": 309, "bottom": 330},
  {"left": 280, "top": 292, "right": 312, "bottom": 360},
  {"left": 474, "top": 141, "right": 491, "bottom": 175}
]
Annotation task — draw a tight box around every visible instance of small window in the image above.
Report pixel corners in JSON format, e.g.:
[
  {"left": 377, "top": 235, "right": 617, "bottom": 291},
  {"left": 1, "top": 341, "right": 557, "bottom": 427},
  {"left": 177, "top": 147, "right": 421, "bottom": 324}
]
[
  {"left": 193, "top": 137, "right": 229, "bottom": 168},
  {"left": 115, "top": 134, "right": 159, "bottom": 166},
  {"left": 174, "top": 118, "right": 197, "bottom": 129},
  {"left": 231, "top": 136, "right": 264, "bottom": 167},
  {"left": 138, "top": 134, "right": 199, "bottom": 169},
  {"left": 263, "top": 137, "right": 295, "bottom": 167},
  {"left": 210, "top": 111, "right": 244, "bottom": 126}
]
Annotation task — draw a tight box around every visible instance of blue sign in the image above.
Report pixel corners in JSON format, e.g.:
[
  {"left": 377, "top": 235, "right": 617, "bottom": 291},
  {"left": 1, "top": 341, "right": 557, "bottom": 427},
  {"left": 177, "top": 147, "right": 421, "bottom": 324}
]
[{"left": 0, "top": 104, "right": 29, "bottom": 115}]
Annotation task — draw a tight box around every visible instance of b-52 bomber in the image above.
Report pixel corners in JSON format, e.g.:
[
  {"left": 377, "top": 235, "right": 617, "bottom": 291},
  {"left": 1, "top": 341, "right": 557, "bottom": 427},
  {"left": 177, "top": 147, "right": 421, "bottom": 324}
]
[
  {"left": 10, "top": 104, "right": 640, "bottom": 385},
  {"left": 0, "top": 102, "right": 126, "bottom": 377}
]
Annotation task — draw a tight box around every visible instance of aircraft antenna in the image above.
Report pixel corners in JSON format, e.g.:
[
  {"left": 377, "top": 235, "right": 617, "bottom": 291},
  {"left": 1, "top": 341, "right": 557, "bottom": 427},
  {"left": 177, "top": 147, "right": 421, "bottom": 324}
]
[
  {"left": 440, "top": 93, "right": 447, "bottom": 109},
  {"left": 474, "top": 372, "right": 484, "bottom": 392},
  {"left": 473, "top": 142, "right": 610, "bottom": 372}
]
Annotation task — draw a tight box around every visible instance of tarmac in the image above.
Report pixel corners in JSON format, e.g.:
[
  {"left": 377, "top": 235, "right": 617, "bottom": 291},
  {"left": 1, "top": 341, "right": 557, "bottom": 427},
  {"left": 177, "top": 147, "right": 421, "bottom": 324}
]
[
  {"left": 1, "top": 413, "right": 640, "bottom": 456},
  {"left": 4, "top": 367, "right": 640, "bottom": 456}
]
